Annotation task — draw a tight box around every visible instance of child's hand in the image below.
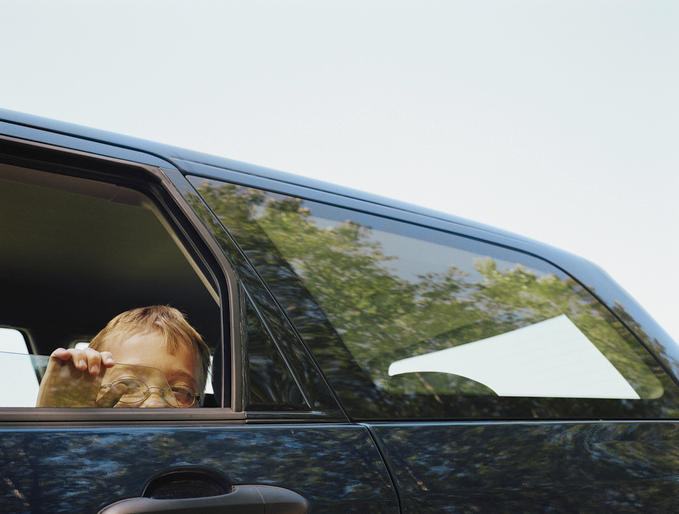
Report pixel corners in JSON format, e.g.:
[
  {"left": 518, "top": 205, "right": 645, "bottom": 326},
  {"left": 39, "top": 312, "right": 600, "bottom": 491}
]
[
  {"left": 50, "top": 347, "right": 115, "bottom": 376},
  {"left": 36, "top": 347, "right": 122, "bottom": 407}
]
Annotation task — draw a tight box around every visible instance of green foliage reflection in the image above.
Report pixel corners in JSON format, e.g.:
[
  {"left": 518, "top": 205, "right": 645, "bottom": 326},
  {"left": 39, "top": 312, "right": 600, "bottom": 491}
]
[{"left": 193, "top": 180, "right": 664, "bottom": 404}]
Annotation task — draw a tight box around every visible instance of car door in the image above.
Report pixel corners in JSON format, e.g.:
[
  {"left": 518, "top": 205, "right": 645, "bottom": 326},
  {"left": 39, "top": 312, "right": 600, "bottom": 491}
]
[
  {"left": 187, "top": 165, "right": 679, "bottom": 512},
  {"left": 0, "top": 119, "right": 399, "bottom": 513}
]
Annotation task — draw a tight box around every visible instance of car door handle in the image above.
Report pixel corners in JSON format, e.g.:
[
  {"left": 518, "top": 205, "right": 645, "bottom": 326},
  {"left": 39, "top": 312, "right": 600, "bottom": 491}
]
[{"left": 99, "top": 484, "right": 309, "bottom": 513}]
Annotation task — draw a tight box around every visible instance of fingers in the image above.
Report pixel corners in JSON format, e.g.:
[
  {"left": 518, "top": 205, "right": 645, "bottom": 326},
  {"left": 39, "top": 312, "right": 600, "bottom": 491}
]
[
  {"left": 100, "top": 351, "right": 115, "bottom": 368},
  {"left": 50, "top": 348, "right": 72, "bottom": 360},
  {"left": 49, "top": 347, "right": 115, "bottom": 375},
  {"left": 96, "top": 381, "right": 128, "bottom": 408}
]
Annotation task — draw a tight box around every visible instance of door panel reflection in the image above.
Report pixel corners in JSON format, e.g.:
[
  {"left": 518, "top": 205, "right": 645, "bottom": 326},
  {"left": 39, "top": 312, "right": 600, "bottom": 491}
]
[
  {"left": 373, "top": 421, "right": 679, "bottom": 512},
  {"left": 0, "top": 425, "right": 397, "bottom": 513}
]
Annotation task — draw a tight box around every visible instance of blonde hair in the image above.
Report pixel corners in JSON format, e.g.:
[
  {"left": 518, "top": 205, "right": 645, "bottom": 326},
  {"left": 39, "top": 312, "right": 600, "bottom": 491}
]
[{"left": 90, "top": 305, "right": 211, "bottom": 396}]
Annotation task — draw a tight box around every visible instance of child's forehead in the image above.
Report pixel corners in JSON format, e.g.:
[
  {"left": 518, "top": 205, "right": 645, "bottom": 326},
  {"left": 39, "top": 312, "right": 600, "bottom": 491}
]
[
  {"left": 100, "top": 329, "right": 200, "bottom": 385},
  {"left": 101, "top": 329, "right": 197, "bottom": 358}
]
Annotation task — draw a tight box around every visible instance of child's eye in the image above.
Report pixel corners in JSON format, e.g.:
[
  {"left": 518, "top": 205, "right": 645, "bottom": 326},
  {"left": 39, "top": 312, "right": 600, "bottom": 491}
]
[{"left": 171, "top": 387, "right": 198, "bottom": 407}]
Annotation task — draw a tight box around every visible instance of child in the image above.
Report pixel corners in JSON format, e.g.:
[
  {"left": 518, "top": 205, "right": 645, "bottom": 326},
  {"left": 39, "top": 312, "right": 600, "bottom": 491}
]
[{"left": 36, "top": 305, "right": 211, "bottom": 408}]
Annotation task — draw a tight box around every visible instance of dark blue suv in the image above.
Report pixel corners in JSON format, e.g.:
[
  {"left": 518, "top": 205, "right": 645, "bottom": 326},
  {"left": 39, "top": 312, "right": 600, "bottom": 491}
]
[{"left": 1, "top": 109, "right": 678, "bottom": 512}]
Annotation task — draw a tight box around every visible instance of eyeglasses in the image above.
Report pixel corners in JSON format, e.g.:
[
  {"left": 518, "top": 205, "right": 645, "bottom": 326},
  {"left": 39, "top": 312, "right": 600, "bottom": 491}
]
[{"left": 100, "top": 377, "right": 200, "bottom": 408}]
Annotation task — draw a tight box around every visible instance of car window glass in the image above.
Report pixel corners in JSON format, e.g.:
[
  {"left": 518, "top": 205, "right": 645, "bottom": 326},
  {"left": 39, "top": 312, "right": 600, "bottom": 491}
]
[
  {"left": 0, "top": 352, "right": 202, "bottom": 408},
  {"left": 244, "top": 298, "right": 307, "bottom": 411},
  {"left": 73, "top": 341, "right": 215, "bottom": 396},
  {"left": 191, "top": 177, "right": 679, "bottom": 420}
]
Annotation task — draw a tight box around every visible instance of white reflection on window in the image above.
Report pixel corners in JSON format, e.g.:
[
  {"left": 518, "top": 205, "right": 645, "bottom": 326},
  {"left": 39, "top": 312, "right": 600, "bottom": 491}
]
[
  {"left": 388, "top": 315, "right": 640, "bottom": 399},
  {"left": 0, "top": 329, "right": 39, "bottom": 406}
]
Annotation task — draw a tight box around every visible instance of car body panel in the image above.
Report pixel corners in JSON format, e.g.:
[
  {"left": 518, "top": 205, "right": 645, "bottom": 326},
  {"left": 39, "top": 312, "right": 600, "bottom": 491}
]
[
  {"left": 371, "top": 421, "right": 679, "bottom": 512},
  {"left": 0, "top": 424, "right": 397, "bottom": 513}
]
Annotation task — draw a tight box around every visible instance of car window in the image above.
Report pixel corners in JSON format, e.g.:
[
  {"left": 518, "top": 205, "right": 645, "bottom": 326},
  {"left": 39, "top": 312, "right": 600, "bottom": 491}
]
[
  {"left": 244, "top": 297, "right": 307, "bottom": 411},
  {"left": 191, "top": 177, "right": 679, "bottom": 420},
  {"left": 0, "top": 163, "right": 224, "bottom": 408}
]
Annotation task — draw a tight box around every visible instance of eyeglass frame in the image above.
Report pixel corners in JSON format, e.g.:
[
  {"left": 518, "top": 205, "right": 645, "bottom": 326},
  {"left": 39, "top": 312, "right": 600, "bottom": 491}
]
[{"left": 99, "top": 377, "right": 201, "bottom": 408}]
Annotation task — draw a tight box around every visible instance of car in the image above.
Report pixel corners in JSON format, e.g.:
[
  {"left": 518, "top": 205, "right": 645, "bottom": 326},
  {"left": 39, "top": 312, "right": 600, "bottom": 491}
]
[{"left": 1, "top": 108, "right": 678, "bottom": 513}]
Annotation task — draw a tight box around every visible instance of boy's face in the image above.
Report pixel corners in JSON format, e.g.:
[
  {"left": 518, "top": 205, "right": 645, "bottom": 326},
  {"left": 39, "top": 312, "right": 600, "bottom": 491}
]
[{"left": 101, "top": 331, "right": 200, "bottom": 408}]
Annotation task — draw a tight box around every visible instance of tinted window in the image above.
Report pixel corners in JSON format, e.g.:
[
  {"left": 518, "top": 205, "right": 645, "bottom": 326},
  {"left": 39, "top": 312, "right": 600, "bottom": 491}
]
[
  {"left": 244, "top": 297, "right": 307, "bottom": 410},
  {"left": 192, "top": 177, "right": 679, "bottom": 420}
]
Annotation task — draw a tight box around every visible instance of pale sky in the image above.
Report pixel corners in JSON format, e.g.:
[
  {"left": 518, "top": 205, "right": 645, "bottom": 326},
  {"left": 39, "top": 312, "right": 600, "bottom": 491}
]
[{"left": 2, "top": 0, "right": 677, "bottom": 342}]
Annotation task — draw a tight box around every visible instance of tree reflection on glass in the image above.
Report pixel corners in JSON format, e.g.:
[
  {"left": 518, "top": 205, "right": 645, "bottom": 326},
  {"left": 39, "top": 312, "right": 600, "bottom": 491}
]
[{"left": 191, "top": 179, "right": 679, "bottom": 420}]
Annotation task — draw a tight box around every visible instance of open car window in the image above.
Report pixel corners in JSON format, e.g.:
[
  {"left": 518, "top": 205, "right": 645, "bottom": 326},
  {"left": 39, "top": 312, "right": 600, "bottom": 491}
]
[{"left": 0, "top": 162, "right": 223, "bottom": 409}]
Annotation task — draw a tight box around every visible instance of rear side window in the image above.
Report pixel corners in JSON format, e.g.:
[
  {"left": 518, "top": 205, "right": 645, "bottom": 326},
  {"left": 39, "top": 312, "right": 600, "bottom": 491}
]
[{"left": 191, "top": 177, "right": 679, "bottom": 420}]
